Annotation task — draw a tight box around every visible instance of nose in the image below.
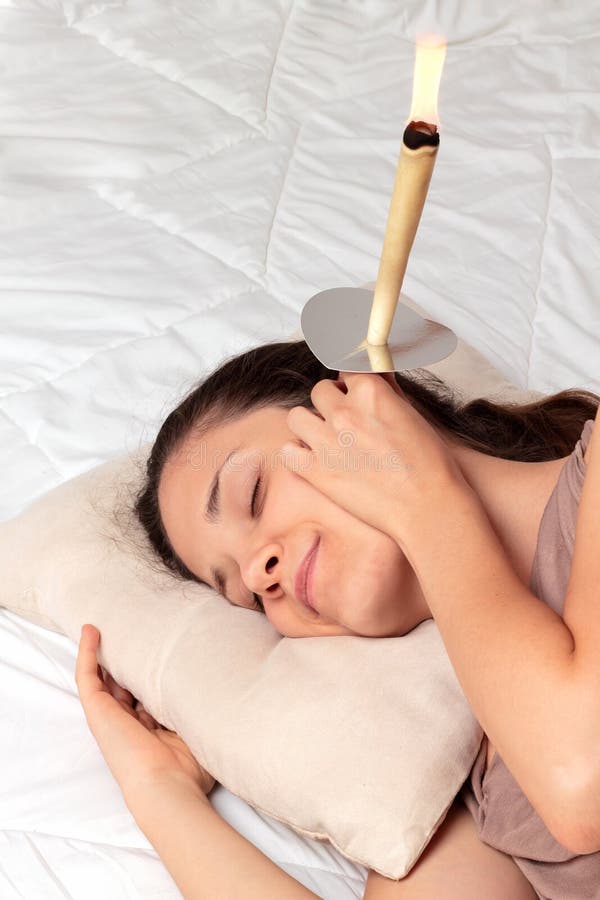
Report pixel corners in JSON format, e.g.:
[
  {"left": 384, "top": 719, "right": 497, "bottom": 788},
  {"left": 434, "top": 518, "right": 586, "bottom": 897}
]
[
  {"left": 263, "top": 554, "right": 279, "bottom": 590},
  {"left": 244, "top": 552, "right": 281, "bottom": 597}
]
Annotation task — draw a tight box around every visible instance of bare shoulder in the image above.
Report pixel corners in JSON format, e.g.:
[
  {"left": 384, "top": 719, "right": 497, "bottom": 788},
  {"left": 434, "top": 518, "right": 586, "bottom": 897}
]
[{"left": 363, "top": 797, "right": 537, "bottom": 900}]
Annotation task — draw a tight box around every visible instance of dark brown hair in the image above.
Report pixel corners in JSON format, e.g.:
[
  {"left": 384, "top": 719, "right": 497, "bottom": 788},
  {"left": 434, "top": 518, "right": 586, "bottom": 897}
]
[{"left": 134, "top": 339, "right": 599, "bottom": 592}]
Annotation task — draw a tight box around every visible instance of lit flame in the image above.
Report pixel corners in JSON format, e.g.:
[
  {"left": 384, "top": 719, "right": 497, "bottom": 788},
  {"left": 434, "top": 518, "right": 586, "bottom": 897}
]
[{"left": 408, "top": 34, "right": 447, "bottom": 126}]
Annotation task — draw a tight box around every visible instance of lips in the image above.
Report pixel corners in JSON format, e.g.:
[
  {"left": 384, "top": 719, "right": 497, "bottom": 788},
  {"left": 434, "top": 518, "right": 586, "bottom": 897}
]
[{"left": 294, "top": 537, "right": 319, "bottom": 612}]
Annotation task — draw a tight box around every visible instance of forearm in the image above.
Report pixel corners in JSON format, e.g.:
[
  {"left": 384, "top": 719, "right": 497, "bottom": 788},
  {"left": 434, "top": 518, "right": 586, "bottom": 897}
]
[
  {"left": 396, "top": 482, "right": 582, "bottom": 832},
  {"left": 127, "top": 776, "right": 320, "bottom": 900}
]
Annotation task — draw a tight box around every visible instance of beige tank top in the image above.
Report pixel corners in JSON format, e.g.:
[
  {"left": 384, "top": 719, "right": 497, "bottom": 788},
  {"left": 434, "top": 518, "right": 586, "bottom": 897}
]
[{"left": 460, "top": 418, "right": 598, "bottom": 900}]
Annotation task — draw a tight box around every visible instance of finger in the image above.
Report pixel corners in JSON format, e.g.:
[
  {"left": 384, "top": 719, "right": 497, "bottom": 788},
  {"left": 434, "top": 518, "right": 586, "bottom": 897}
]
[
  {"left": 355, "top": 370, "right": 408, "bottom": 402},
  {"left": 85, "top": 696, "right": 160, "bottom": 796},
  {"left": 286, "top": 377, "right": 353, "bottom": 448},
  {"left": 74, "top": 633, "right": 174, "bottom": 806},
  {"left": 135, "top": 699, "right": 150, "bottom": 716},
  {"left": 377, "top": 372, "right": 397, "bottom": 389},
  {"left": 378, "top": 372, "right": 409, "bottom": 399},
  {"left": 280, "top": 440, "right": 316, "bottom": 481},
  {"left": 137, "top": 706, "right": 159, "bottom": 730},
  {"left": 75, "top": 624, "right": 105, "bottom": 702},
  {"left": 336, "top": 371, "right": 368, "bottom": 385},
  {"left": 310, "top": 377, "right": 347, "bottom": 410},
  {"left": 285, "top": 405, "right": 326, "bottom": 452},
  {"left": 338, "top": 370, "right": 405, "bottom": 397},
  {"left": 339, "top": 370, "right": 394, "bottom": 388},
  {"left": 104, "top": 671, "right": 135, "bottom": 706}
]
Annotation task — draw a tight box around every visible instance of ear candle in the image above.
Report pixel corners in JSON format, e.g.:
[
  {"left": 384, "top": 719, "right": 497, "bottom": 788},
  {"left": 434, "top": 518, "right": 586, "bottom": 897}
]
[
  {"left": 365, "top": 340, "right": 394, "bottom": 373},
  {"left": 364, "top": 36, "right": 446, "bottom": 348},
  {"left": 365, "top": 122, "right": 440, "bottom": 346},
  {"left": 299, "top": 36, "right": 455, "bottom": 374}
]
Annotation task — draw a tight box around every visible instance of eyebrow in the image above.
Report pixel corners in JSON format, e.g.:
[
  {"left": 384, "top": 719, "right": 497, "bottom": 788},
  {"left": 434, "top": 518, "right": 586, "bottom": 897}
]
[
  {"left": 204, "top": 447, "right": 241, "bottom": 525},
  {"left": 204, "top": 445, "right": 243, "bottom": 601}
]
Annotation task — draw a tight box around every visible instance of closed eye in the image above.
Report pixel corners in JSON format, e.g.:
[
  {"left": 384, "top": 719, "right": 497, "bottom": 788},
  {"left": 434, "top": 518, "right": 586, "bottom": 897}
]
[
  {"left": 210, "top": 471, "right": 267, "bottom": 613},
  {"left": 250, "top": 476, "right": 262, "bottom": 516}
]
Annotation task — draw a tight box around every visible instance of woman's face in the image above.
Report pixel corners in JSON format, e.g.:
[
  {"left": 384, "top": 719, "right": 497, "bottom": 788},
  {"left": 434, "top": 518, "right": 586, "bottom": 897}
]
[{"left": 158, "top": 405, "right": 431, "bottom": 638}]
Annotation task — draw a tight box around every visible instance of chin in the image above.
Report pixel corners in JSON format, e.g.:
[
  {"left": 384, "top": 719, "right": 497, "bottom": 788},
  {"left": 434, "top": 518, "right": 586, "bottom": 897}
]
[{"left": 350, "top": 618, "right": 398, "bottom": 639}]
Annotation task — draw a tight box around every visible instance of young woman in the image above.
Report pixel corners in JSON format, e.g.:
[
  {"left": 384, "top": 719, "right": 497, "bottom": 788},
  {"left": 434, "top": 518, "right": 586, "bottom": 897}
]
[{"left": 76, "top": 339, "right": 600, "bottom": 898}]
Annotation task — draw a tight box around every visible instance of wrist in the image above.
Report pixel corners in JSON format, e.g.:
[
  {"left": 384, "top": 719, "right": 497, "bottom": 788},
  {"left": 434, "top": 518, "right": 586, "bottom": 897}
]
[
  {"left": 125, "top": 770, "right": 210, "bottom": 821},
  {"left": 392, "top": 475, "right": 482, "bottom": 560}
]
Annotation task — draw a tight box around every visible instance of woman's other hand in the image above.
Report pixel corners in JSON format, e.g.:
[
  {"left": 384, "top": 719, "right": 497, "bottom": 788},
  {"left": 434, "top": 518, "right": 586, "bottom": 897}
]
[
  {"left": 281, "top": 371, "right": 473, "bottom": 552},
  {"left": 77, "top": 626, "right": 323, "bottom": 899},
  {"left": 75, "top": 624, "right": 216, "bottom": 808}
]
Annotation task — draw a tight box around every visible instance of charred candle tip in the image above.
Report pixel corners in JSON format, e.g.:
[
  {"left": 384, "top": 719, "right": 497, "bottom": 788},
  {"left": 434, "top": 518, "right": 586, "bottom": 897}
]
[{"left": 403, "top": 121, "right": 440, "bottom": 150}]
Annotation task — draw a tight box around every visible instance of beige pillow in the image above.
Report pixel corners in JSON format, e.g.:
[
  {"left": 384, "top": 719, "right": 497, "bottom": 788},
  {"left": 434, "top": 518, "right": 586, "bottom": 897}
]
[{"left": 0, "top": 294, "right": 541, "bottom": 879}]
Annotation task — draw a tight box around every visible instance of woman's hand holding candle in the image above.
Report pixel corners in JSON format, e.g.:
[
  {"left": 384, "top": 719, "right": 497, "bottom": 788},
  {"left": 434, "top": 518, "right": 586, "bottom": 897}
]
[{"left": 280, "top": 372, "right": 477, "bottom": 557}]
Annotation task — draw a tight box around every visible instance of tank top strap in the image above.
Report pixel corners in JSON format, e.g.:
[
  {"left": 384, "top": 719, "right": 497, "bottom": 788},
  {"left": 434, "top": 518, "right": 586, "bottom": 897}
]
[{"left": 529, "top": 418, "right": 595, "bottom": 616}]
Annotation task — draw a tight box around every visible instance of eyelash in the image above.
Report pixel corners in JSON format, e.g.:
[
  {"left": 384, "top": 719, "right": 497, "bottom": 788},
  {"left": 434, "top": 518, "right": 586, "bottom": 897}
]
[
  {"left": 250, "top": 476, "right": 265, "bottom": 613},
  {"left": 250, "top": 476, "right": 262, "bottom": 517}
]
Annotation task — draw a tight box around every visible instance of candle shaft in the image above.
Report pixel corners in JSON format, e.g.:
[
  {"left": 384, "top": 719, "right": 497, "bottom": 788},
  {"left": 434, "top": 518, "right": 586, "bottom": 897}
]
[{"left": 366, "top": 122, "right": 439, "bottom": 346}]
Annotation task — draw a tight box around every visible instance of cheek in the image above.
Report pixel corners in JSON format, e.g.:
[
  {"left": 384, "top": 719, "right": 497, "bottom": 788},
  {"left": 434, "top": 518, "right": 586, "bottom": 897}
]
[
  {"left": 265, "top": 606, "right": 311, "bottom": 639},
  {"left": 378, "top": 544, "right": 417, "bottom": 617},
  {"left": 275, "top": 467, "right": 340, "bottom": 524},
  {"left": 348, "top": 541, "right": 415, "bottom": 631},
  {"left": 363, "top": 531, "right": 411, "bottom": 586}
]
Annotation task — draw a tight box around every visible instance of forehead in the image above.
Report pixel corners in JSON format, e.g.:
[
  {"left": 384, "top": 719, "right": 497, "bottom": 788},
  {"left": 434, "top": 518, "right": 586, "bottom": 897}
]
[
  {"left": 157, "top": 405, "right": 290, "bottom": 557},
  {"left": 163, "top": 404, "right": 290, "bottom": 478}
]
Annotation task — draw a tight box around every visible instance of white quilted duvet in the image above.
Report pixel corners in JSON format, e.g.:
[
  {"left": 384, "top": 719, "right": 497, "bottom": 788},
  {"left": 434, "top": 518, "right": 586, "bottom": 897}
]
[{"left": 1, "top": 2, "right": 599, "bottom": 897}]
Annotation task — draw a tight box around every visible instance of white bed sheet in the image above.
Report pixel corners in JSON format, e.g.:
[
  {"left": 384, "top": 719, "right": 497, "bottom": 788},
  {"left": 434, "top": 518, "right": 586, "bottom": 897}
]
[{"left": 1, "top": 2, "right": 599, "bottom": 897}]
